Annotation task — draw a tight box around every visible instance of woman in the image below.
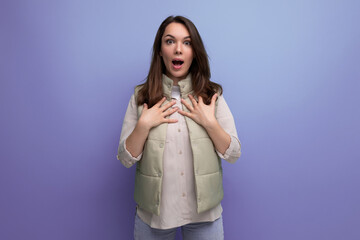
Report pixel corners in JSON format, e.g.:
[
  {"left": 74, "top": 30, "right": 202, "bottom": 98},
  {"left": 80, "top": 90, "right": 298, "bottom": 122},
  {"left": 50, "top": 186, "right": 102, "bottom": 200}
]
[{"left": 117, "top": 15, "right": 241, "bottom": 240}]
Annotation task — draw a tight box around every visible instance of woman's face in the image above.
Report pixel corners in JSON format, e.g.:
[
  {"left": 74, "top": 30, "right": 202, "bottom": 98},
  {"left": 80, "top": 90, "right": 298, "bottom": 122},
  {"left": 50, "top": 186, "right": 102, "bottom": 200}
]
[{"left": 160, "top": 22, "right": 194, "bottom": 84}]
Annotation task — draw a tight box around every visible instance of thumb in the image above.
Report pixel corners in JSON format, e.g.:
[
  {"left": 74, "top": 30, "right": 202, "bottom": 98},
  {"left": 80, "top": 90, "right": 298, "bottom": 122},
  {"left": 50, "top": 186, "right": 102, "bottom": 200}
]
[
  {"left": 143, "top": 103, "right": 148, "bottom": 111},
  {"left": 211, "top": 93, "right": 218, "bottom": 105}
]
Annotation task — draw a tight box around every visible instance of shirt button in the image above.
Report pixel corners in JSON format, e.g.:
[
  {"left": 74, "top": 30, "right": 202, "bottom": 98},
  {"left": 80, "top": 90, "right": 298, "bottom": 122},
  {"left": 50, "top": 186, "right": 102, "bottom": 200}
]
[
  {"left": 178, "top": 128, "right": 181, "bottom": 132},
  {"left": 159, "top": 143, "right": 164, "bottom": 148},
  {"left": 180, "top": 172, "right": 184, "bottom": 176},
  {"left": 182, "top": 193, "right": 186, "bottom": 197},
  {"left": 179, "top": 150, "right": 182, "bottom": 155}
]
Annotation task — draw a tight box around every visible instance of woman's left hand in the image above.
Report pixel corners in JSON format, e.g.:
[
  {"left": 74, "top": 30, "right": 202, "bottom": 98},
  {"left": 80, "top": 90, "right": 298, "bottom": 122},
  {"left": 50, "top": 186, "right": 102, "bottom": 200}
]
[{"left": 178, "top": 93, "right": 218, "bottom": 129}]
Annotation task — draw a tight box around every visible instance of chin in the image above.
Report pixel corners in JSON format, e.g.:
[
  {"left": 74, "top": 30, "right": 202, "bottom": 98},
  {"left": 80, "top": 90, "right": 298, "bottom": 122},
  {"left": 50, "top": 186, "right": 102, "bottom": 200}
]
[
  {"left": 172, "top": 70, "right": 188, "bottom": 78},
  {"left": 173, "top": 72, "right": 186, "bottom": 78}
]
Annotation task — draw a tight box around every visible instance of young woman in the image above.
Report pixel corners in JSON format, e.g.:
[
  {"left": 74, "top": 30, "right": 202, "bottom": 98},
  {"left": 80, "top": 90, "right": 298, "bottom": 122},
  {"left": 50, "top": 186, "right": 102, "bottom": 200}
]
[{"left": 117, "top": 15, "right": 241, "bottom": 240}]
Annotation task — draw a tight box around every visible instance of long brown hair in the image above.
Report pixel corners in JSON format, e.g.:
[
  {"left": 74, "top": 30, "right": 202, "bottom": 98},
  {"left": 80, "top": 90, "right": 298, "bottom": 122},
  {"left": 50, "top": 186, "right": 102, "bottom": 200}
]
[{"left": 136, "top": 15, "right": 222, "bottom": 107}]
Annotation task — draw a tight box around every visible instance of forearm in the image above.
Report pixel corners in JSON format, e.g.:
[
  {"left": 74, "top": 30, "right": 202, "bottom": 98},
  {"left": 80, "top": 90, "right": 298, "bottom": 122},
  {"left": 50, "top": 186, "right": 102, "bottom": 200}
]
[
  {"left": 204, "top": 120, "right": 231, "bottom": 155},
  {"left": 125, "top": 121, "right": 150, "bottom": 158}
]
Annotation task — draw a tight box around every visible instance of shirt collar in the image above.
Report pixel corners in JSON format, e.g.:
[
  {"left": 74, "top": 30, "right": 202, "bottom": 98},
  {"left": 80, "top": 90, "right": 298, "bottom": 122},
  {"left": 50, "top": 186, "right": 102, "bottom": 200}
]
[{"left": 162, "top": 73, "right": 193, "bottom": 100}]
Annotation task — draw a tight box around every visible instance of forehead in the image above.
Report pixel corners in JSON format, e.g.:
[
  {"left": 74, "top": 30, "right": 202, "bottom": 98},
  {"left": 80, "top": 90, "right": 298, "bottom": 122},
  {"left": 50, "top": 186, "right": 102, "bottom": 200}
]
[{"left": 162, "top": 22, "right": 190, "bottom": 38}]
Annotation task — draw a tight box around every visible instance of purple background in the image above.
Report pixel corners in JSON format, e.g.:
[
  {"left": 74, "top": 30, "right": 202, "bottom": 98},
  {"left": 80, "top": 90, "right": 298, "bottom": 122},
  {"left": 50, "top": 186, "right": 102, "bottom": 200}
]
[{"left": 1, "top": 0, "right": 359, "bottom": 239}]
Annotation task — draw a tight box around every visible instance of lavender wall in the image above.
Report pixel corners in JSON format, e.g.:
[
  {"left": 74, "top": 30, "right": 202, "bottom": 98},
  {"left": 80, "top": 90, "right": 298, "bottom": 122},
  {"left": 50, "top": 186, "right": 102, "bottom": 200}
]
[{"left": 1, "top": 0, "right": 359, "bottom": 239}]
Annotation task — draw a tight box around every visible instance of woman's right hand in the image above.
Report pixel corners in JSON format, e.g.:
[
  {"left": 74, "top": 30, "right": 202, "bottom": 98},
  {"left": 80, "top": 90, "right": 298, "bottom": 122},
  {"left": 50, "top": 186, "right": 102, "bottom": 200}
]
[
  {"left": 125, "top": 97, "right": 177, "bottom": 158},
  {"left": 138, "top": 97, "right": 178, "bottom": 131}
]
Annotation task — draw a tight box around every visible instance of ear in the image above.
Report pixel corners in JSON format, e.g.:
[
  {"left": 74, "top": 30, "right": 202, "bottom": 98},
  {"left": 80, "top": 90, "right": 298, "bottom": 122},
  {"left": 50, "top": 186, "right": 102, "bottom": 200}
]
[{"left": 159, "top": 51, "right": 162, "bottom": 57}]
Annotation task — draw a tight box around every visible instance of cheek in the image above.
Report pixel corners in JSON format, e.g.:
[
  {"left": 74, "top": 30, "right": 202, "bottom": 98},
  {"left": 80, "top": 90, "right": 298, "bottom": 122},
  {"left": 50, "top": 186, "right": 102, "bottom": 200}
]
[
  {"left": 187, "top": 49, "right": 194, "bottom": 63},
  {"left": 163, "top": 56, "right": 172, "bottom": 65},
  {"left": 161, "top": 46, "right": 171, "bottom": 56},
  {"left": 187, "top": 55, "right": 194, "bottom": 65},
  {"left": 160, "top": 52, "right": 168, "bottom": 63}
]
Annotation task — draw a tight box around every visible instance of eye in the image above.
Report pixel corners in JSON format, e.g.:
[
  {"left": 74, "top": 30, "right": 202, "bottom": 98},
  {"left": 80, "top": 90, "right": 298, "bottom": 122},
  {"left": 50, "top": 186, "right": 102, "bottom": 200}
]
[
  {"left": 184, "top": 41, "right": 191, "bottom": 46},
  {"left": 166, "top": 39, "right": 174, "bottom": 44}
]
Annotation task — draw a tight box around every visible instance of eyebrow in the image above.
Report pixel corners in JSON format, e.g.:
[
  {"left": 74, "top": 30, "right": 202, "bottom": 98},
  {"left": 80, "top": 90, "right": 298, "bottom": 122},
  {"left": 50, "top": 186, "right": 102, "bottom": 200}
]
[{"left": 164, "top": 34, "right": 191, "bottom": 40}]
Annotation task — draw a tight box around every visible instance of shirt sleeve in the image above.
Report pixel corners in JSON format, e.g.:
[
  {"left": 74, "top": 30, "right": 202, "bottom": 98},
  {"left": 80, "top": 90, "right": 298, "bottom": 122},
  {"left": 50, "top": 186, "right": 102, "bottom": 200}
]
[
  {"left": 116, "top": 94, "right": 143, "bottom": 168},
  {"left": 215, "top": 94, "right": 241, "bottom": 163}
]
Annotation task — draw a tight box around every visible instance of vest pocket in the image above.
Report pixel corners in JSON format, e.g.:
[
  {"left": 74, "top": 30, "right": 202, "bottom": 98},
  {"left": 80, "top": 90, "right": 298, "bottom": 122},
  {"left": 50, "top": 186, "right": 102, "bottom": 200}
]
[
  {"left": 137, "top": 139, "right": 165, "bottom": 177},
  {"left": 134, "top": 170, "right": 161, "bottom": 216},
  {"left": 191, "top": 137, "right": 221, "bottom": 175},
  {"left": 195, "top": 171, "right": 224, "bottom": 213}
]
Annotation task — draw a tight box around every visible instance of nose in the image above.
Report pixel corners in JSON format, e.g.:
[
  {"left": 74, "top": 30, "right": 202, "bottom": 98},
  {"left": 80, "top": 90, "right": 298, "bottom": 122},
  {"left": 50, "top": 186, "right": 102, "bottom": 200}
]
[{"left": 175, "top": 42, "right": 182, "bottom": 55}]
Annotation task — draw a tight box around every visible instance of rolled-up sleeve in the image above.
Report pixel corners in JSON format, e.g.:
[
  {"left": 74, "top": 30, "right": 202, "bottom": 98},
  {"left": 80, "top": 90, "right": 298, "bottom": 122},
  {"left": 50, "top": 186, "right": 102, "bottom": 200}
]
[
  {"left": 117, "top": 94, "right": 143, "bottom": 168},
  {"left": 215, "top": 95, "right": 241, "bottom": 163}
]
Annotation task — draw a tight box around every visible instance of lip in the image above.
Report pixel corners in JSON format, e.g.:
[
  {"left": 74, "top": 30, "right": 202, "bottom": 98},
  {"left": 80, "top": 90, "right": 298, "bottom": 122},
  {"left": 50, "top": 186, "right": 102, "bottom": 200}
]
[
  {"left": 172, "top": 58, "right": 184, "bottom": 62},
  {"left": 172, "top": 64, "right": 182, "bottom": 70},
  {"left": 172, "top": 58, "right": 184, "bottom": 70}
]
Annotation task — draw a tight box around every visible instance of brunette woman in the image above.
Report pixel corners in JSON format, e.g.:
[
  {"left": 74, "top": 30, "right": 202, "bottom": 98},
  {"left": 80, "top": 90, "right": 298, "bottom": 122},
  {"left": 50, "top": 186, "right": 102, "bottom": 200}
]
[{"left": 117, "top": 15, "right": 241, "bottom": 240}]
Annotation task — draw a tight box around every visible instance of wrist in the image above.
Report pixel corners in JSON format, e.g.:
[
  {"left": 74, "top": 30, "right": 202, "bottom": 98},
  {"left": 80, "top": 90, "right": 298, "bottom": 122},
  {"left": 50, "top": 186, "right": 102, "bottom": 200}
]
[
  {"left": 136, "top": 120, "right": 151, "bottom": 134},
  {"left": 203, "top": 118, "right": 219, "bottom": 131}
]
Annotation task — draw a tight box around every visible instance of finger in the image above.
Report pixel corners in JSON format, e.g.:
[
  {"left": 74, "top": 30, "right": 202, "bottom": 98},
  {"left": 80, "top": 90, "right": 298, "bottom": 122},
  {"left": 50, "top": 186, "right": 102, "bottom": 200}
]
[
  {"left": 155, "top": 97, "right": 166, "bottom": 107},
  {"left": 178, "top": 109, "right": 192, "bottom": 118},
  {"left": 198, "top": 96, "right": 204, "bottom": 104},
  {"left": 181, "top": 98, "right": 194, "bottom": 112},
  {"left": 188, "top": 94, "right": 198, "bottom": 107},
  {"left": 160, "top": 99, "right": 176, "bottom": 111},
  {"left": 163, "top": 118, "right": 178, "bottom": 123},
  {"left": 143, "top": 103, "right": 148, "bottom": 110},
  {"left": 163, "top": 107, "right": 178, "bottom": 117},
  {"left": 211, "top": 93, "right": 218, "bottom": 105}
]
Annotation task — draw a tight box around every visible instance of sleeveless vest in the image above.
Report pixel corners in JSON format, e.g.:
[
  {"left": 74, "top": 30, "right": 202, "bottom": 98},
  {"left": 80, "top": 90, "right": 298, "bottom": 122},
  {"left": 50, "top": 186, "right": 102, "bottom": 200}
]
[{"left": 134, "top": 74, "right": 223, "bottom": 216}]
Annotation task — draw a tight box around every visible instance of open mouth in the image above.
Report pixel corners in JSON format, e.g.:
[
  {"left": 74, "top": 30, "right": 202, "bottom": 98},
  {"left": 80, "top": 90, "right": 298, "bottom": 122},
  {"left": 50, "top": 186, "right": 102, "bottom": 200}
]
[{"left": 172, "top": 60, "right": 184, "bottom": 66}]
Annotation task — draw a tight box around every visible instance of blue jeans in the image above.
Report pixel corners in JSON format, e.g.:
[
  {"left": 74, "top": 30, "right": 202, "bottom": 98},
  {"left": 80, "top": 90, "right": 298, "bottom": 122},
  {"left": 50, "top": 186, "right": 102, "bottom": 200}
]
[{"left": 134, "top": 214, "right": 224, "bottom": 240}]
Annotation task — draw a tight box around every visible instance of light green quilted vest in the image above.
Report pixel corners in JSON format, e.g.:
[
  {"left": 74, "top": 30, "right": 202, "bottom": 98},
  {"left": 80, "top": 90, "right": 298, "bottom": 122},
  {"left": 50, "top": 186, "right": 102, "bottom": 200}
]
[{"left": 134, "top": 74, "right": 223, "bottom": 216}]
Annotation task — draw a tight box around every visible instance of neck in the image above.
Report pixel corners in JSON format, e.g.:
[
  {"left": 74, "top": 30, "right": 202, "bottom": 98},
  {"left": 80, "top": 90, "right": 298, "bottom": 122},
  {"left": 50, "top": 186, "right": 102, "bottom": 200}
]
[{"left": 165, "top": 73, "right": 189, "bottom": 86}]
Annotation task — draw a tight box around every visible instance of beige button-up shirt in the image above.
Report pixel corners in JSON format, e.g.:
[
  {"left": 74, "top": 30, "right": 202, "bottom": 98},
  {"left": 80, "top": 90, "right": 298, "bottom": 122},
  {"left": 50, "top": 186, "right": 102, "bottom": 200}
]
[{"left": 118, "top": 86, "right": 241, "bottom": 229}]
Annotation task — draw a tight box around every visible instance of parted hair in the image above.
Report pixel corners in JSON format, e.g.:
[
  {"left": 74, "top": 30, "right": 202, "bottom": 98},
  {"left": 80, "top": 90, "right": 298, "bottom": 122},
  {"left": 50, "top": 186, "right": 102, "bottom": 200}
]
[{"left": 136, "top": 15, "right": 222, "bottom": 107}]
